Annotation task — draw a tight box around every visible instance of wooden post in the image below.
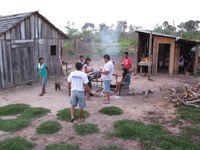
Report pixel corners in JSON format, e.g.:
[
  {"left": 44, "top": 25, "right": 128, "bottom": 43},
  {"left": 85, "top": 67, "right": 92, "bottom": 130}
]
[
  {"left": 194, "top": 45, "right": 199, "bottom": 76},
  {"left": 148, "top": 31, "right": 153, "bottom": 80}
]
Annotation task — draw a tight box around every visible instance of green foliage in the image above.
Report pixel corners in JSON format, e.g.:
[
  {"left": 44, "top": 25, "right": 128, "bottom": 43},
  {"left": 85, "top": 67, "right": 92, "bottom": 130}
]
[
  {"left": 36, "top": 121, "right": 61, "bottom": 134},
  {"left": 57, "top": 108, "right": 89, "bottom": 122},
  {"left": 44, "top": 143, "right": 80, "bottom": 150},
  {"left": 74, "top": 123, "right": 99, "bottom": 136},
  {"left": 0, "top": 137, "right": 35, "bottom": 150},
  {"left": 21, "top": 107, "right": 50, "bottom": 119},
  {"left": 99, "top": 106, "right": 123, "bottom": 116},
  {"left": 0, "top": 104, "right": 30, "bottom": 116},
  {"left": 98, "top": 145, "right": 126, "bottom": 150},
  {"left": 0, "top": 118, "right": 30, "bottom": 132},
  {"left": 154, "top": 20, "right": 200, "bottom": 41},
  {"left": 178, "top": 105, "right": 200, "bottom": 123},
  {"left": 113, "top": 119, "right": 200, "bottom": 150}
]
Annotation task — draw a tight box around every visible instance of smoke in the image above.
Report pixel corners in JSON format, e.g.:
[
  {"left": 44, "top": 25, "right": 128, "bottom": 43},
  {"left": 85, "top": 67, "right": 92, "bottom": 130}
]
[{"left": 92, "top": 24, "right": 121, "bottom": 56}]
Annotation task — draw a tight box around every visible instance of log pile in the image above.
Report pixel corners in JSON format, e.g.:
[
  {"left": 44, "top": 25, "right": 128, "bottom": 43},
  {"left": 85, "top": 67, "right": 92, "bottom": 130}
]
[{"left": 166, "top": 84, "right": 200, "bottom": 108}]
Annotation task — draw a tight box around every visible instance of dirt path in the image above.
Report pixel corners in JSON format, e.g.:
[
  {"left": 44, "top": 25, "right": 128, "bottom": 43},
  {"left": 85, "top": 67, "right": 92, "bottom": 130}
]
[{"left": 0, "top": 75, "right": 199, "bottom": 150}]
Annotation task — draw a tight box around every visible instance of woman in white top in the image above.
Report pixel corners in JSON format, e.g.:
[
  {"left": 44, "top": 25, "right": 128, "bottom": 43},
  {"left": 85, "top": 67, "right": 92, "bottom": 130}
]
[{"left": 83, "top": 57, "right": 93, "bottom": 100}]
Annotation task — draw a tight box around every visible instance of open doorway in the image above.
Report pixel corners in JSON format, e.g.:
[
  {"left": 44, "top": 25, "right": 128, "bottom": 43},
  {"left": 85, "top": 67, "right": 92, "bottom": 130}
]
[
  {"left": 178, "top": 42, "right": 196, "bottom": 74},
  {"left": 157, "top": 44, "right": 170, "bottom": 74}
]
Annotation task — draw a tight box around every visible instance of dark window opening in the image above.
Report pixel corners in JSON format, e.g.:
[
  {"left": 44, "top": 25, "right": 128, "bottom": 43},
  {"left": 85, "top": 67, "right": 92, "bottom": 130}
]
[{"left": 50, "top": 45, "right": 56, "bottom": 55}]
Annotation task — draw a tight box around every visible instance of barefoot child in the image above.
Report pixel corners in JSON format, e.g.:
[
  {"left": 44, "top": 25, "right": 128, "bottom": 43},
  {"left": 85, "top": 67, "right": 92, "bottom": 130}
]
[
  {"left": 114, "top": 68, "right": 131, "bottom": 95},
  {"left": 68, "top": 62, "right": 89, "bottom": 123}
]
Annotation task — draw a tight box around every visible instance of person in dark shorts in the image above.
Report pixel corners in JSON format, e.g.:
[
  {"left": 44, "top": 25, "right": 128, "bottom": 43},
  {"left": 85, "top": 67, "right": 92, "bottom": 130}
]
[{"left": 68, "top": 62, "right": 89, "bottom": 123}]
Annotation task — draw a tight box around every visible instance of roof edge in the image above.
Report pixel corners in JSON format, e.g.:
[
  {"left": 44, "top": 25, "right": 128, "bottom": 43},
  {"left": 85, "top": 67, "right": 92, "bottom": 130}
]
[{"left": 0, "top": 11, "right": 68, "bottom": 39}]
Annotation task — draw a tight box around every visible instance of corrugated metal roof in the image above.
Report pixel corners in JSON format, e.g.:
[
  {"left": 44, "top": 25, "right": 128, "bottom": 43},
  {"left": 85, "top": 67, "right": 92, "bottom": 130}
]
[
  {"left": 136, "top": 29, "right": 200, "bottom": 44},
  {"left": 0, "top": 12, "right": 33, "bottom": 35},
  {"left": 0, "top": 11, "right": 68, "bottom": 39},
  {"left": 135, "top": 29, "right": 178, "bottom": 38}
]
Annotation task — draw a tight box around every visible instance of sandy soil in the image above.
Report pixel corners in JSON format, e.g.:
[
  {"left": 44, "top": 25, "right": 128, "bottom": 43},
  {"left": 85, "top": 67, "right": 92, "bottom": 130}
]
[{"left": 0, "top": 74, "right": 199, "bottom": 150}]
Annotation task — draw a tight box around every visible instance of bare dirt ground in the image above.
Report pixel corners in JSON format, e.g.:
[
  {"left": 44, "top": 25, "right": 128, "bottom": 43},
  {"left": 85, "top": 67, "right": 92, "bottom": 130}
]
[{"left": 0, "top": 73, "right": 199, "bottom": 150}]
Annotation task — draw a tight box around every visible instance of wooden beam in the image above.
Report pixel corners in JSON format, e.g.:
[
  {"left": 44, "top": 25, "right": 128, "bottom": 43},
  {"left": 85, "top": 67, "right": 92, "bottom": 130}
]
[
  {"left": 0, "top": 41, "right": 5, "bottom": 88},
  {"left": 148, "top": 31, "right": 153, "bottom": 80},
  {"left": 194, "top": 45, "right": 199, "bottom": 76}
]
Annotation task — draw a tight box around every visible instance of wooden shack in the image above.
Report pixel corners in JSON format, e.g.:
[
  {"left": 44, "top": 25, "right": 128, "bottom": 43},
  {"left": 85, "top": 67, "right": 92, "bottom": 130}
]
[
  {"left": 0, "top": 11, "right": 68, "bottom": 90},
  {"left": 136, "top": 30, "right": 200, "bottom": 75}
]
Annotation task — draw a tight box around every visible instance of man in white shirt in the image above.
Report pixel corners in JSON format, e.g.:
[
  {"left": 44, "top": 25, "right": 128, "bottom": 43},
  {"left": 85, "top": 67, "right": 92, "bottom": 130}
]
[
  {"left": 68, "top": 62, "right": 89, "bottom": 123},
  {"left": 100, "top": 54, "right": 114, "bottom": 104}
]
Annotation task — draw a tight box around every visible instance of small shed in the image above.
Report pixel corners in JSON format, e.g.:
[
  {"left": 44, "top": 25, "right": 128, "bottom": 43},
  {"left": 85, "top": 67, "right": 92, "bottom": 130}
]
[
  {"left": 0, "top": 11, "right": 68, "bottom": 90},
  {"left": 136, "top": 30, "right": 200, "bottom": 75}
]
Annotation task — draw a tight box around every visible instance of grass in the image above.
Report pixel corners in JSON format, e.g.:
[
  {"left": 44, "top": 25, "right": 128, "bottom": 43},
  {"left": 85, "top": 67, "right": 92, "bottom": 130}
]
[
  {"left": 99, "top": 145, "right": 126, "bottom": 150},
  {"left": 182, "top": 126, "right": 200, "bottom": 144},
  {"left": 178, "top": 105, "right": 200, "bottom": 123},
  {"left": 21, "top": 107, "right": 50, "bottom": 119},
  {"left": 0, "top": 104, "right": 50, "bottom": 132},
  {"left": 0, "top": 137, "right": 35, "bottom": 150},
  {"left": 113, "top": 119, "right": 200, "bottom": 150},
  {"left": 0, "top": 118, "right": 30, "bottom": 132},
  {"left": 74, "top": 123, "right": 99, "bottom": 136},
  {"left": 57, "top": 108, "right": 89, "bottom": 122},
  {"left": 0, "top": 104, "right": 30, "bottom": 116},
  {"left": 183, "top": 126, "right": 200, "bottom": 137},
  {"left": 170, "top": 119, "right": 183, "bottom": 127},
  {"left": 36, "top": 121, "right": 61, "bottom": 134},
  {"left": 44, "top": 143, "right": 80, "bottom": 150},
  {"left": 99, "top": 106, "right": 123, "bottom": 116}
]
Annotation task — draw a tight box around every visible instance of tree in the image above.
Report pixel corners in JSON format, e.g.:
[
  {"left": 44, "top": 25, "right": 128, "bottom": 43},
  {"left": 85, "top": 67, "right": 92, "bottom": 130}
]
[
  {"left": 182, "top": 20, "right": 200, "bottom": 32},
  {"left": 154, "top": 21, "right": 176, "bottom": 35},
  {"left": 116, "top": 20, "right": 127, "bottom": 33},
  {"left": 65, "top": 21, "right": 80, "bottom": 39},
  {"left": 82, "top": 23, "right": 95, "bottom": 31}
]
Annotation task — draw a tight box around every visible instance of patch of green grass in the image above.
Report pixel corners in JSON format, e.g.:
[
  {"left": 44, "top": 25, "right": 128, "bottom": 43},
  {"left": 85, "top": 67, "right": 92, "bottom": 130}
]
[
  {"left": 113, "top": 119, "right": 200, "bottom": 150},
  {"left": 99, "top": 106, "right": 123, "bottom": 116},
  {"left": 36, "top": 121, "right": 61, "bottom": 134},
  {"left": 182, "top": 126, "right": 200, "bottom": 144},
  {"left": 178, "top": 105, "right": 200, "bottom": 123},
  {"left": 0, "top": 104, "right": 30, "bottom": 116},
  {"left": 0, "top": 104, "right": 50, "bottom": 132},
  {"left": 21, "top": 107, "right": 50, "bottom": 119},
  {"left": 44, "top": 143, "right": 80, "bottom": 150},
  {"left": 57, "top": 108, "right": 89, "bottom": 122},
  {"left": 74, "top": 123, "right": 99, "bottom": 136},
  {"left": 98, "top": 145, "right": 126, "bottom": 150},
  {"left": 0, "top": 137, "right": 35, "bottom": 150},
  {"left": 0, "top": 118, "right": 30, "bottom": 132},
  {"left": 183, "top": 126, "right": 200, "bottom": 136}
]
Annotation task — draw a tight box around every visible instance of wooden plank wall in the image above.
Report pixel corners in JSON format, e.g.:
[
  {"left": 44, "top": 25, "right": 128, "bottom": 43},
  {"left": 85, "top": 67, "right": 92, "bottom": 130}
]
[
  {"left": 152, "top": 36, "right": 175, "bottom": 75},
  {"left": 0, "top": 13, "right": 64, "bottom": 89}
]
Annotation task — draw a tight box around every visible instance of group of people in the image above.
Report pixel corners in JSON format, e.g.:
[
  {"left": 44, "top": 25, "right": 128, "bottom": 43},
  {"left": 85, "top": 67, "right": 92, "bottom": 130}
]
[
  {"left": 36, "top": 52, "right": 132, "bottom": 123},
  {"left": 68, "top": 52, "right": 132, "bottom": 123}
]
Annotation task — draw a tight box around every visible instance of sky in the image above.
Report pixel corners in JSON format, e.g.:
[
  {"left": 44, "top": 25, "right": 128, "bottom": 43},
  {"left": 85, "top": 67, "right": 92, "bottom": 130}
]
[{"left": 0, "top": 0, "right": 200, "bottom": 32}]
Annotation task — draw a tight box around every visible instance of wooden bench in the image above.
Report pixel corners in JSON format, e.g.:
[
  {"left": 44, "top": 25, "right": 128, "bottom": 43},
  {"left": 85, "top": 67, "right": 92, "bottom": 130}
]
[
  {"left": 91, "top": 79, "right": 103, "bottom": 88},
  {"left": 120, "top": 86, "right": 130, "bottom": 96}
]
